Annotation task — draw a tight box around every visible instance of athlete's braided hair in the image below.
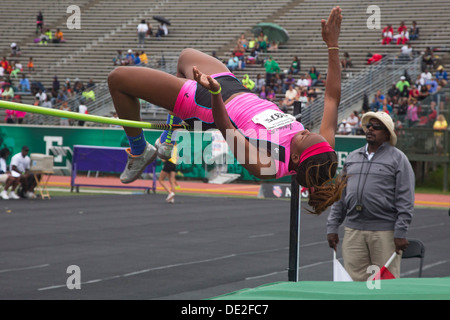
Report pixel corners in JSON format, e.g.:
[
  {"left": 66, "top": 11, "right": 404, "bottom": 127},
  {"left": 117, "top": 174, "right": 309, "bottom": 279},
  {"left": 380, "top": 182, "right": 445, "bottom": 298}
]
[{"left": 295, "top": 151, "right": 347, "bottom": 215}]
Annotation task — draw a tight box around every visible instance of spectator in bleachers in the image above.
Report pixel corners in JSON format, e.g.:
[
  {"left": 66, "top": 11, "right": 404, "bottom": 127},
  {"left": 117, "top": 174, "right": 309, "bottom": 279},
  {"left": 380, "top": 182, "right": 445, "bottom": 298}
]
[
  {"left": 226, "top": 52, "right": 239, "bottom": 71},
  {"left": 10, "top": 43, "right": 21, "bottom": 57},
  {"left": 307, "top": 87, "right": 317, "bottom": 103},
  {"left": 394, "top": 21, "right": 409, "bottom": 45},
  {"left": 396, "top": 76, "right": 410, "bottom": 97},
  {"left": 246, "top": 48, "right": 259, "bottom": 65},
  {"left": 435, "top": 65, "right": 448, "bottom": 82},
  {"left": 155, "top": 23, "right": 168, "bottom": 38},
  {"left": 59, "top": 102, "right": 70, "bottom": 126},
  {"left": 409, "top": 84, "right": 420, "bottom": 100},
  {"left": 233, "top": 43, "right": 246, "bottom": 70},
  {"left": 257, "top": 31, "right": 268, "bottom": 53},
  {"left": 381, "top": 24, "right": 393, "bottom": 45},
  {"left": 241, "top": 74, "right": 255, "bottom": 91},
  {"left": 53, "top": 28, "right": 65, "bottom": 43},
  {"left": 418, "top": 81, "right": 430, "bottom": 101},
  {"left": 41, "top": 95, "right": 52, "bottom": 108},
  {"left": 337, "top": 119, "right": 351, "bottom": 135},
  {"left": 308, "top": 66, "right": 322, "bottom": 86},
  {"left": 237, "top": 33, "right": 248, "bottom": 51},
  {"left": 409, "top": 21, "right": 420, "bottom": 40},
  {"left": 258, "top": 85, "right": 267, "bottom": 99},
  {"left": 36, "top": 12, "right": 44, "bottom": 34},
  {"left": 421, "top": 47, "right": 435, "bottom": 71},
  {"left": 428, "top": 101, "right": 437, "bottom": 121},
  {"left": 254, "top": 73, "right": 265, "bottom": 93},
  {"left": 78, "top": 99, "right": 88, "bottom": 126},
  {"left": 341, "top": 52, "right": 353, "bottom": 70},
  {"left": 125, "top": 49, "right": 135, "bottom": 65},
  {"left": 426, "top": 78, "right": 438, "bottom": 94},
  {"left": 289, "top": 56, "right": 301, "bottom": 75},
  {"left": 4, "top": 109, "right": 15, "bottom": 123},
  {"left": 1, "top": 57, "right": 9, "bottom": 73},
  {"left": 133, "top": 54, "right": 141, "bottom": 65},
  {"left": 369, "top": 90, "right": 384, "bottom": 111},
  {"left": 264, "top": 55, "right": 280, "bottom": 86},
  {"left": 282, "top": 84, "right": 297, "bottom": 108},
  {"left": 296, "top": 74, "right": 309, "bottom": 91},
  {"left": 139, "top": 51, "right": 149, "bottom": 65},
  {"left": 267, "top": 41, "right": 279, "bottom": 52},
  {"left": 86, "top": 78, "right": 96, "bottom": 90},
  {"left": 367, "top": 53, "right": 383, "bottom": 65},
  {"left": 381, "top": 98, "right": 393, "bottom": 115},
  {"left": 282, "top": 74, "right": 296, "bottom": 94},
  {"left": 27, "top": 57, "right": 34, "bottom": 73},
  {"left": 247, "top": 37, "right": 258, "bottom": 52},
  {"left": 433, "top": 114, "right": 447, "bottom": 153},
  {"left": 271, "top": 73, "right": 283, "bottom": 94},
  {"left": 346, "top": 111, "right": 359, "bottom": 133},
  {"left": 406, "top": 97, "right": 419, "bottom": 127},
  {"left": 18, "top": 74, "right": 30, "bottom": 93},
  {"left": 266, "top": 87, "right": 276, "bottom": 102},
  {"left": 1, "top": 83, "right": 14, "bottom": 101},
  {"left": 14, "top": 96, "right": 26, "bottom": 124},
  {"left": 137, "top": 20, "right": 149, "bottom": 48},
  {"left": 52, "top": 76, "right": 60, "bottom": 92},
  {"left": 387, "top": 82, "right": 400, "bottom": 100},
  {"left": 400, "top": 43, "right": 413, "bottom": 60},
  {"left": 35, "top": 89, "right": 47, "bottom": 104},
  {"left": 9, "top": 62, "right": 21, "bottom": 80},
  {"left": 39, "top": 28, "right": 53, "bottom": 45}
]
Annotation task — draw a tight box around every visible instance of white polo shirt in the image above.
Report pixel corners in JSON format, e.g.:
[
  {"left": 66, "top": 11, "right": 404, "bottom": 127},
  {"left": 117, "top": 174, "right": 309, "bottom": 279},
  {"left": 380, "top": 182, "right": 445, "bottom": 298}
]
[{"left": 10, "top": 152, "right": 30, "bottom": 178}]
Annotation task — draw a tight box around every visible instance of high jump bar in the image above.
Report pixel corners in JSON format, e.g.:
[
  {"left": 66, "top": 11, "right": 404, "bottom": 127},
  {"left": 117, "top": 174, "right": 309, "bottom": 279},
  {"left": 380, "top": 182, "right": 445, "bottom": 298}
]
[{"left": 0, "top": 100, "right": 191, "bottom": 131}]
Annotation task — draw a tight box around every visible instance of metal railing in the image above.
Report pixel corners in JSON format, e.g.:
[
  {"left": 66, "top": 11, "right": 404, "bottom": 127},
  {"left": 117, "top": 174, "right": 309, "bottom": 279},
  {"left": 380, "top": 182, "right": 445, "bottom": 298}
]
[{"left": 301, "top": 54, "right": 422, "bottom": 132}]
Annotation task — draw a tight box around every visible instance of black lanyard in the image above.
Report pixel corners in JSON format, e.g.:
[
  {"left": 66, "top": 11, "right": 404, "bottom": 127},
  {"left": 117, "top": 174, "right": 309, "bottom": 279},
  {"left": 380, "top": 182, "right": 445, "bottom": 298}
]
[{"left": 355, "top": 153, "right": 374, "bottom": 212}]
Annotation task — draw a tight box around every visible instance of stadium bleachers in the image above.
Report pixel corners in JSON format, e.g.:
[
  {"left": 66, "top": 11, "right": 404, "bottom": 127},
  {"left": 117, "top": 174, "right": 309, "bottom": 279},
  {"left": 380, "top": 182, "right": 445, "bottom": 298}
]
[{"left": 0, "top": 0, "right": 449, "bottom": 123}]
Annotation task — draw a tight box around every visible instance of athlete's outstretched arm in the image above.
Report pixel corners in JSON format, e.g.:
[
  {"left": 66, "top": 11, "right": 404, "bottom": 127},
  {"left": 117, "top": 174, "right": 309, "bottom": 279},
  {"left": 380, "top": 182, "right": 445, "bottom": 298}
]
[
  {"left": 192, "top": 67, "right": 276, "bottom": 179},
  {"left": 319, "top": 6, "right": 342, "bottom": 149}
]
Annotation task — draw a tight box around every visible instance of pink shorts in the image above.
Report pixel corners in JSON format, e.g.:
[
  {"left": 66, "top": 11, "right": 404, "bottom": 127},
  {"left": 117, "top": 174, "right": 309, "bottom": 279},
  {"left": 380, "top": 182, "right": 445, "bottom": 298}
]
[{"left": 173, "top": 72, "right": 237, "bottom": 126}]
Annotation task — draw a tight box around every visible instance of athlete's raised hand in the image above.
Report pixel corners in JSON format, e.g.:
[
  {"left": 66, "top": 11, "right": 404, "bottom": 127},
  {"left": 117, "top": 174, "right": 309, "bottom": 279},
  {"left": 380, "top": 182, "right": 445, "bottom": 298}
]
[{"left": 321, "top": 6, "right": 342, "bottom": 47}]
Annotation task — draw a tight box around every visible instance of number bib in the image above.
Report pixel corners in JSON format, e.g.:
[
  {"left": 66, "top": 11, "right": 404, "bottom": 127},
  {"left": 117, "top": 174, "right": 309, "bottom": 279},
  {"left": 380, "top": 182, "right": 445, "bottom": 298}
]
[{"left": 252, "top": 109, "right": 296, "bottom": 130}]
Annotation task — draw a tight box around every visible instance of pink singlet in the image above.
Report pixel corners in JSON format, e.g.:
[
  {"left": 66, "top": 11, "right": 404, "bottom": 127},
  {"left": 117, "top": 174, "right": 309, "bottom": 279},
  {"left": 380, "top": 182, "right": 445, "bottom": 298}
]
[{"left": 173, "top": 73, "right": 305, "bottom": 179}]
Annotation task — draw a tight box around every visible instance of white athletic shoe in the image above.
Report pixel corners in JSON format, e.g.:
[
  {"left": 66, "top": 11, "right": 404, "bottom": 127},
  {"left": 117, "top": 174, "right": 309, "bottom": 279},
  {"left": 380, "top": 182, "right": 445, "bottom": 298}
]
[
  {"left": 120, "top": 142, "right": 157, "bottom": 184},
  {"left": 8, "top": 191, "right": 20, "bottom": 200},
  {"left": 166, "top": 192, "right": 175, "bottom": 203},
  {"left": 155, "top": 137, "right": 174, "bottom": 161},
  {"left": 1, "top": 190, "right": 9, "bottom": 200}
]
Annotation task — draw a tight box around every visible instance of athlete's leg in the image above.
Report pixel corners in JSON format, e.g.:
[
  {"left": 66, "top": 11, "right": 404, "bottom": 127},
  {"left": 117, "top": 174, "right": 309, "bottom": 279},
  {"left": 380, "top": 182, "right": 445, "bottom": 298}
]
[
  {"left": 168, "top": 171, "right": 177, "bottom": 194},
  {"left": 108, "top": 66, "right": 187, "bottom": 137},
  {"left": 177, "top": 48, "right": 230, "bottom": 79},
  {"left": 158, "top": 169, "right": 170, "bottom": 194}
]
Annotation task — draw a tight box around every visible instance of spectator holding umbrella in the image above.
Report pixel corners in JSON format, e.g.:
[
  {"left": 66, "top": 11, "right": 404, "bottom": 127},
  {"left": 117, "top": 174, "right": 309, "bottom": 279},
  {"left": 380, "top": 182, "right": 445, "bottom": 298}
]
[{"left": 153, "top": 16, "right": 170, "bottom": 38}]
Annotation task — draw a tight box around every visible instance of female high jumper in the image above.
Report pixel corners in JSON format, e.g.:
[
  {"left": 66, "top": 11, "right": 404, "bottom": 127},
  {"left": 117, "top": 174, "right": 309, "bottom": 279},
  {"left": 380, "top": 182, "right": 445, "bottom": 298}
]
[{"left": 108, "top": 7, "right": 345, "bottom": 214}]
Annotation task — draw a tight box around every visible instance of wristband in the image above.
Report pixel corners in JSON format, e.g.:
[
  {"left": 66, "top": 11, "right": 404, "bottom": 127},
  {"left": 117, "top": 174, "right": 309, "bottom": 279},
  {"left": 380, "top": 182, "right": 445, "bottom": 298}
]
[
  {"left": 328, "top": 47, "right": 339, "bottom": 50},
  {"left": 209, "top": 86, "right": 222, "bottom": 95}
]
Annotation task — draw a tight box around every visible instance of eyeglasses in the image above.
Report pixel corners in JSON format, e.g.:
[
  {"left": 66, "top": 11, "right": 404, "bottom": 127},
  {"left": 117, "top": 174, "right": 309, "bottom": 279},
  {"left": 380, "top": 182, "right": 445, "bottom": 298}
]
[{"left": 364, "top": 123, "right": 386, "bottom": 131}]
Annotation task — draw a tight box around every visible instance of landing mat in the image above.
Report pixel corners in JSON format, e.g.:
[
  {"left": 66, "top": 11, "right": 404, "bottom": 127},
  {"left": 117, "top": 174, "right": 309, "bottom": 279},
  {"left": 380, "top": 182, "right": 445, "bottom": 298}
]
[{"left": 211, "top": 277, "right": 450, "bottom": 300}]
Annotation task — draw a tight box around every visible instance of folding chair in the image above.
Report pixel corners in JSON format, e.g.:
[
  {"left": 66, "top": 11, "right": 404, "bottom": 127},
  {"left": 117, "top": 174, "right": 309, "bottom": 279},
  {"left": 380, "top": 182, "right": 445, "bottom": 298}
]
[{"left": 402, "top": 239, "right": 425, "bottom": 277}]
